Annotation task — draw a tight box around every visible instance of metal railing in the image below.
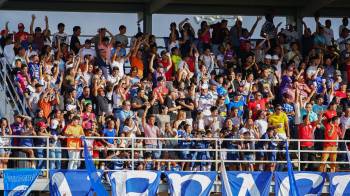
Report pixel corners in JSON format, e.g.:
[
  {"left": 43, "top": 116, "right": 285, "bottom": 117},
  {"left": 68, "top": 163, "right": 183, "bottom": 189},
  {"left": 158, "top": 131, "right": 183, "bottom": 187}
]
[{"left": 0, "top": 135, "right": 348, "bottom": 193}]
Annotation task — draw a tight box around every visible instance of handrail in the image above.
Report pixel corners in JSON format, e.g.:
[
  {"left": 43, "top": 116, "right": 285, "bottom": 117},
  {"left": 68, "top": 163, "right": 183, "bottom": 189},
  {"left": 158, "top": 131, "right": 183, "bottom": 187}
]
[{"left": 0, "top": 61, "right": 32, "bottom": 117}]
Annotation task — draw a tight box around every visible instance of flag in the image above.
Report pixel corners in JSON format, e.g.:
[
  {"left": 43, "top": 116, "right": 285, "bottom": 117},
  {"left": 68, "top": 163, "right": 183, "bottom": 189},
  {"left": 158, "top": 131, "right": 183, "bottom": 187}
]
[
  {"left": 82, "top": 138, "right": 108, "bottom": 196},
  {"left": 285, "top": 141, "right": 299, "bottom": 196},
  {"left": 220, "top": 152, "right": 233, "bottom": 196},
  {"left": 4, "top": 169, "right": 40, "bottom": 196}
]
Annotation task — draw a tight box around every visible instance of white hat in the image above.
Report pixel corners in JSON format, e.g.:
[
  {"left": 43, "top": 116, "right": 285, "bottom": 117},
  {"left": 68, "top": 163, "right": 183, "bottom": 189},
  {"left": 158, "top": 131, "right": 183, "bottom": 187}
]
[
  {"left": 66, "top": 104, "right": 76, "bottom": 112},
  {"left": 272, "top": 55, "right": 279, "bottom": 60},
  {"left": 201, "top": 83, "right": 209, "bottom": 89},
  {"left": 50, "top": 119, "right": 59, "bottom": 129},
  {"left": 264, "top": 54, "right": 272, "bottom": 59}
]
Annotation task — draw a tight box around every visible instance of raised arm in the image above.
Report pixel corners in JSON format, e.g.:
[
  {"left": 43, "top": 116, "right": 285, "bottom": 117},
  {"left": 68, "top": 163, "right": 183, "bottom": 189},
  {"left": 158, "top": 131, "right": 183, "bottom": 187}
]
[
  {"left": 249, "top": 16, "right": 262, "bottom": 36},
  {"left": 106, "top": 29, "right": 115, "bottom": 44},
  {"left": 165, "top": 53, "right": 172, "bottom": 71},
  {"left": 30, "top": 14, "right": 35, "bottom": 35},
  {"left": 142, "top": 102, "right": 151, "bottom": 127},
  {"left": 149, "top": 53, "right": 156, "bottom": 73}
]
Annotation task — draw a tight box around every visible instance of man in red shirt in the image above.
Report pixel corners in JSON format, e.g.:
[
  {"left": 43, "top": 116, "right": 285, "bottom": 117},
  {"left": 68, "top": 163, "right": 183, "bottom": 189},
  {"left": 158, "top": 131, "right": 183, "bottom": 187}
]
[
  {"left": 247, "top": 86, "right": 274, "bottom": 118},
  {"left": 319, "top": 116, "right": 341, "bottom": 172},
  {"left": 14, "top": 23, "right": 29, "bottom": 42},
  {"left": 298, "top": 114, "right": 317, "bottom": 171}
]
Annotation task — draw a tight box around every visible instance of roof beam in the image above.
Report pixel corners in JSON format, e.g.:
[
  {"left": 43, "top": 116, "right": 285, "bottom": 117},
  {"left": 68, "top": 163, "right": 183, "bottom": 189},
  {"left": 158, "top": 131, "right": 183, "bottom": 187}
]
[
  {"left": 0, "top": 0, "right": 7, "bottom": 8},
  {"left": 1, "top": 0, "right": 143, "bottom": 13},
  {"left": 149, "top": 0, "right": 172, "bottom": 13},
  {"left": 300, "top": 0, "right": 337, "bottom": 16}
]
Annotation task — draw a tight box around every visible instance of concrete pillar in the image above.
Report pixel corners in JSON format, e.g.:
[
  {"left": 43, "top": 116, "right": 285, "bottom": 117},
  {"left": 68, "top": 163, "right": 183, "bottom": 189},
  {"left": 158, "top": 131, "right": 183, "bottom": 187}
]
[
  {"left": 286, "top": 14, "right": 303, "bottom": 38},
  {"left": 142, "top": 9, "right": 152, "bottom": 34}
]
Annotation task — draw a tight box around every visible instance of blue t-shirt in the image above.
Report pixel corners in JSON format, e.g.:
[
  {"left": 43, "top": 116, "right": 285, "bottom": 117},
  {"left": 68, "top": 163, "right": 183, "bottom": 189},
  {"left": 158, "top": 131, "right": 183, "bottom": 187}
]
[
  {"left": 177, "top": 130, "right": 193, "bottom": 148},
  {"left": 227, "top": 99, "right": 245, "bottom": 116},
  {"left": 102, "top": 128, "right": 116, "bottom": 144}
]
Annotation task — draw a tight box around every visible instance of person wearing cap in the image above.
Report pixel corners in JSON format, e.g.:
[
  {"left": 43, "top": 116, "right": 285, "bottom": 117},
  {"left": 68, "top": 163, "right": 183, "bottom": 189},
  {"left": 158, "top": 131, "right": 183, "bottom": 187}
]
[
  {"left": 196, "top": 83, "right": 214, "bottom": 117},
  {"left": 65, "top": 116, "right": 84, "bottom": 170},
  {"left": 35, "top": 121, "right": 50, "bottom": 172}
]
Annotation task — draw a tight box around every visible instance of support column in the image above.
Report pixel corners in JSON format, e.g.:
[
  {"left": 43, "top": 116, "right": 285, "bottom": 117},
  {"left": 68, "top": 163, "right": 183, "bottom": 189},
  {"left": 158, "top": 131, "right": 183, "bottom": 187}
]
[
  {"left": 286, "top": 14, "right": 303, "bottom": 38},
  {"left": 143, "top": 9, "right": 152, "bottom": 34}
]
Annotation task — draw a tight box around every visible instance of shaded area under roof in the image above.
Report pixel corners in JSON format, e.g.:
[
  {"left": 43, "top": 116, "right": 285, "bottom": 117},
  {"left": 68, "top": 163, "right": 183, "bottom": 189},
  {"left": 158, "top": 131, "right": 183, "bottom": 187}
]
[{"left": 0, "top": 0, "right": 349, "bottom": 17}]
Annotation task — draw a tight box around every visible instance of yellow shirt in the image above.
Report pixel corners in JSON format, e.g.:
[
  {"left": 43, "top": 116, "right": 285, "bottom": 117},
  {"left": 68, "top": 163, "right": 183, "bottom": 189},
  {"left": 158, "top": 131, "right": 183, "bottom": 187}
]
[
  {"left": 65, "top": 124, "right": 84, "bottom": 149},
  {"left": 268, "top": 112, "right": 288, "bottom": 134}
]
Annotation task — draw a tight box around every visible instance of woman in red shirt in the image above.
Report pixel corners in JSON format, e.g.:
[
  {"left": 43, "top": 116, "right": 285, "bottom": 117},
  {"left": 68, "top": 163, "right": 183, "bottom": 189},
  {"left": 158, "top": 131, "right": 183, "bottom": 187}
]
[
  {"left": 298, "top": 114, "right": 317, "bottom": 170},
  {"left": 319, "top": 116, "right": 341, "bottom": 172}
]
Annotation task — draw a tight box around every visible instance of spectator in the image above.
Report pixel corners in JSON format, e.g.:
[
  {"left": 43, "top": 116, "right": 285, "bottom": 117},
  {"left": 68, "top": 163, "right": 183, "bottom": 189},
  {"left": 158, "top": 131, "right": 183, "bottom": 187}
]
[
  {"left": 319, "top": 116, "right": 341, "bottom": 172},
  {"left": 65, "top": 116, "right": 85, "bottom": 169},
  {"left": 0, "top": 118, "right": 12, "bottom": 171}
]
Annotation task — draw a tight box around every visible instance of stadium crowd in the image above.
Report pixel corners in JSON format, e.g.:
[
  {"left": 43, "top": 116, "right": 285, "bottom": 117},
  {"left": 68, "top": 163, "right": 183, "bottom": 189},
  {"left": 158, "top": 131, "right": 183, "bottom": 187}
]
[{"left": 0, "top": 13, "right": 349, "bottom": 174}]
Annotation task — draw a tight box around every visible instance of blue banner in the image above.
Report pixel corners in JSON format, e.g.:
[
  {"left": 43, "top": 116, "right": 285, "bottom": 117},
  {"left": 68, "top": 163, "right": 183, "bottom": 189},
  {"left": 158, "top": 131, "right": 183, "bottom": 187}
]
[
  {"left": 108, "top": 171, "right": 161, "bottom": 196},
  {"left": 4, "top": 169, "right": 40, "bottom": 196},
  {"left": 275, "top": 172, "right": 326, "bottom": 196},
  {"left": 328, "top": 172, "right": 350, "bottom": 196},
  {"left": 165, "top": 171, "right": 217, "bottom": 196},
  {"left": 82, "top": 138, "right": 108, "bottom": 196},
  {"left": 49, "top": 170, "right": 103, "bottom": 196},
  {"left": 285, "top": 141, "right": 299, "bottom": 196},
  {"left": 222, "top": 171, "right": 272, "bottom": 196}
]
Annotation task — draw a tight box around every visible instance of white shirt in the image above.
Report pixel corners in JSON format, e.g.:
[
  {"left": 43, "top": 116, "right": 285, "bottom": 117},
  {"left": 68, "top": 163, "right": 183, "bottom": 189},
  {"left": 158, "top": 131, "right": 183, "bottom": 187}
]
[
  {"left": 111, "top": 59, "right": 125, "bottom": 78},
  {"left": 255, "top": 119, "right": 268, "bottom": 136},
  {"left": 196, "top": 92, "right": 215, "bottom": 116},
  {"left": 340, "top": 115, "right": 350, "bottom": 132},
  {"left": 81, "top": 47, "right": 96, "bottom": 58},
  {"left": 323, "top": 27, "right": 334, "bottom": 46}
]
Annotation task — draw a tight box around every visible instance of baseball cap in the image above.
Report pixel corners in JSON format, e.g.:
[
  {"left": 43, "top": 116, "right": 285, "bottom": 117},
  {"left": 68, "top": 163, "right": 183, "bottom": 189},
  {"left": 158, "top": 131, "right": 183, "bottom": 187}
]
[
  {"left": 50, "top": 119, "right": 59, "bottom": 129},
  {"left": 35, "top": 83, "right": 44, "bottom": 88},
  {"left": 201, "top": 83, "right": 209, "bottom": 89},
  {"left": 18, "top": 23, "right": 24, "bottom": 28},
  {"left": 272, "top": 55, "right": 279, "bottom": 60},
  {"left": 264, "top": 54, "right": 272, "bottom": 59},
  {"left": 36, "top": 121, "right": 47, "bottom": 128}
]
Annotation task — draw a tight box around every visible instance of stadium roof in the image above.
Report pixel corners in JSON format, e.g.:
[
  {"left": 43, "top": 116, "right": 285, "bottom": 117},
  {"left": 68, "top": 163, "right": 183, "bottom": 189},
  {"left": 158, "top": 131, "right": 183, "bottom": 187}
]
[{"left": 0, "top": 0, "right": 349, "bottom": 17}]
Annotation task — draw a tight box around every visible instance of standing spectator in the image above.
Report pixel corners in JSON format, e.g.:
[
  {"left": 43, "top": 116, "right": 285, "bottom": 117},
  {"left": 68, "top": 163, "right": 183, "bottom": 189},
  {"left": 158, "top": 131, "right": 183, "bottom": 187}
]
[
  {"left": 115, "top": 25, "right": 128, "bottom": 48},
  {"left": 142, "top": 103, "right": 160, "bottom": 158},
  {"left": 323, "top": 20, "right": 334, "bottom": 47},
  {"left": 52, "top": 23, "right": 69, "bottom": 49},
  {"left": 298, "top": 114, "right": 317, "bottom": 171},
  {"left": 319, "top": 116, "right": 341, "bottom": 172},
  {"left": 65, "top": 116, "right": 85, "bottom": 170},
  {"left": 70, "top": 26, "right": 83, "bottom": 55},
  {"left": 268, "top": 104, "right": 290, "bottom": 139},
  {"left": 29, "top": 15, "right": 49, "bottom": 51},
  {"left": 0, "top": 118, "right": 12, "bottom": 171},
  {"left": 210, "top": 20, "right": 229, "bottom": 55}
]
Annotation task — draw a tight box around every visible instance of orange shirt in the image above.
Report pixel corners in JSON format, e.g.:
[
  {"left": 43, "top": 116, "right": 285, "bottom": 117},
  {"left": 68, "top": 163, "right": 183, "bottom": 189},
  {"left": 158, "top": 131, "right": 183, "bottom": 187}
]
[
  {"left": 130, "top": 56, "right": 144, "bottom": 78},
  {"left": 38, "top": 99, "right": 57, "bottom": 118},
  {"left": 324, "top": 122, "right": 341, "bottom": 147},
  {"left": 65, "top": 124, "right": 84, "bottom": 149}
]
